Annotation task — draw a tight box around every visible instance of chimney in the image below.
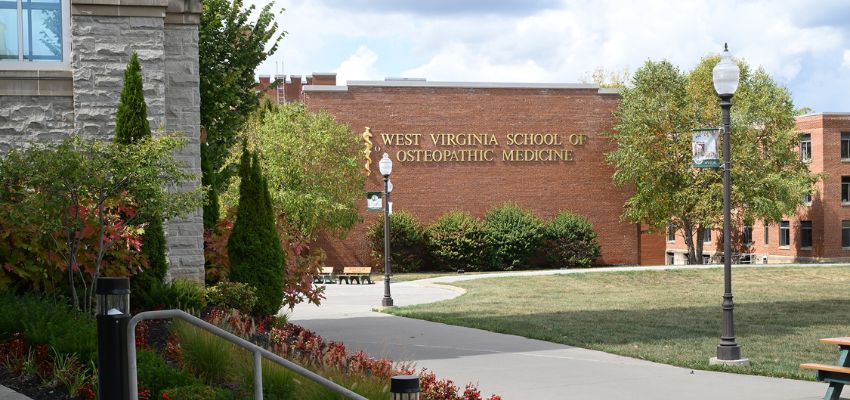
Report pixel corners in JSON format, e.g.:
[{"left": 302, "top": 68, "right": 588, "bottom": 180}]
[
  {"left": 285, "top": 75, "right": 302, "bottom": 103},
  {"left": 306, "top": 75, "right": 314, "bottom": 85},
  {"left": 311, "top": 72, "right": 336, "bottom": 86},
  {"left": 258, "top": 75, "right": 274, "bottom": 100}
]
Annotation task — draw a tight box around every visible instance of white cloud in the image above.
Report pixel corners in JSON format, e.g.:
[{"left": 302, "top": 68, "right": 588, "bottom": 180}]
[
  {"left": 249, "top": 0, "right": 850, "bottom": 110},
  {"left": 335, "top": 46, "right": 381, "bottom": 83}
]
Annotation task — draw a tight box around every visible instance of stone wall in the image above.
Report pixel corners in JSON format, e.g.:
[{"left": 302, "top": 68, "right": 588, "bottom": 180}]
[
  {"left": 0, "top": 96, "right": 74, "bottom": 153},
  {"left": 71, "top": 15, "right": 166, "bottom": 139}
]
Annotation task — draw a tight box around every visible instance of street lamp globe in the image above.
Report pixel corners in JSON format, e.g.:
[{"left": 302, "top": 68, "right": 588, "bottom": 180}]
[
  {"left": 712, "top": 43, "right": 740, "bottom": 97},
  {"left": 379, "top": 153, "right": 393, "bottom": 176}
]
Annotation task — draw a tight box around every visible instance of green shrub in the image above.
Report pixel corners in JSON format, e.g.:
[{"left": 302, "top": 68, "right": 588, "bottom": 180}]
[
  {"left": 0, "top": 294, "right": 96, "bottom": 361},
  {"left": 427, "top": 211, "right": 493, "bottom": 272},
  {"left": 544, "top": 212, "right": 602, "bottom": 268},
  {"left": 135, "top": 280, "right": 207, "bottom": 312},
  {"left": 483, "top": 202, "right": 544, "bottom": 270},
  {"left": 174, "top": 321, "right": 237, "bottom": 385},
  {"left": 161, "top": 385, "right": 233, "bottom": 400},
  {"left": 228, "top": 147, "right": 285, "bottom": 316},
  {"left": 205, "top": 281, "right": 258, "bottom": 314},
  {"left": 137, "top": 349, "right": 199, "bottom": 399},
  {"left": 366, "top": 211, "right": 428, "bottom": 272}
]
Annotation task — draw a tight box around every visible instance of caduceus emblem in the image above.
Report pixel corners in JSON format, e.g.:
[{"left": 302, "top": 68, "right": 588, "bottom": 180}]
[{"left": 362, "top": 127, "right": 373, "bottom": 175}]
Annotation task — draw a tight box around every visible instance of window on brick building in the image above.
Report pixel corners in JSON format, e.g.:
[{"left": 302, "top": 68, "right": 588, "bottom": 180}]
[
  {"left": 0, "top": 0, "right": 69, "bottom": 68},
  {"left": 764, "top": 224, "right": 769, "bottom": 245},
  {"left": 743, "top": 226, "right": 753, "bottom": 245},
  {"left": 799, "top": 134, "right": 811, "bottom": 162},
  {"left": 843, "top": 177, "right": 850, "bottom": 203},
  {"left": 779, "top": 221, "right": 790, "bottom": 247},
  {"left": 666, "top": 252, "right": 675, "bottom": 265},
  {"left": 800, "top": 221, "right": 812, "bottom": 248},
  {"left": 702, "top": 228, "right": 711, "bottom": 243},
  {"left": 666, "top": 222, "right": 676, "bottom": 241},
  {"left": 803, "top": 191, "right": 812, "bottom": 206},
  {"left": 843, "top": 221, "right": 850, "bottom": 248},
  {"left": 842, "top": 133, "right": 850, "bottom": 160}
]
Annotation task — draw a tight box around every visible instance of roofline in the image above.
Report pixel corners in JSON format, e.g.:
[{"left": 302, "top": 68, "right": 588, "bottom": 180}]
[
  {"left": 303, "top": 80, "right": 623, "bottom": 95},
  {"left": 797, "top": 112, "right": 850, "bottom": 118}
]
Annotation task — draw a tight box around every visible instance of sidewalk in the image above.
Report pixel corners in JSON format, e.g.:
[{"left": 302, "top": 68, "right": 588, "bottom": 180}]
[
  {"left": 288, "top": 265, "right": 839, "bottom": 399},
  {"left": 0, "top": 386, "right": 30, "bottom": 400}
]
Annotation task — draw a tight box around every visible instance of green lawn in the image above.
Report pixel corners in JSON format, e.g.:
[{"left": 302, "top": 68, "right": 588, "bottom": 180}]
[{"left": 385, "top": 266, "right": 850, "bottom": 380}]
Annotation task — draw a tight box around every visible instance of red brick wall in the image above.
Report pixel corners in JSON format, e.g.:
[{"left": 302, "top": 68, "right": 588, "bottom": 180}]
[
  {"left": 304, "top": 85, "right": 642, "bottom": 267},
  {"left": 665, "top": 114, "right": 850, "bottom": 263}
]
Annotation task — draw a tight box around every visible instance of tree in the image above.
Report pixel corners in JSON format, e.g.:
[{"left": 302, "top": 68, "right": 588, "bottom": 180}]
[
  {"left": 114, "top": 52, "right": 169, "bottom": 299},
  {"left": 199, "top": 0, "right": 284, "bottom": 229},
  {"left": 0, "top": 136, "right": 203, "bottom": 312},
  {"left": 582, "top": 66, "right": 630, "bottom": 88},
  {"left": 227, "top": 144, "right": 284, "bottom": 315},
  {"left": 115, "top": 52, "right": 152, "bottom": 144},
  {"left": 606, "top": 57, "right": 819, "bottom": 264},
  {"left": 224, "top": 102, "right": 366, "bottom": 241}
]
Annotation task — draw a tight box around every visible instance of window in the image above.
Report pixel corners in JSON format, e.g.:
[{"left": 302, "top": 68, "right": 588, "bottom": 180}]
[
  {"left": 842, "top": 133, "right": 850, "bottom": 160},
  {"left": 779, "top": 221, "right": 790, "bottom": 247},
  {"left": 803, "top": 191, "right": 812, "bottom": 206},
  {"left": 843, "top": 177, "right": 850, "bottom": 203},
  {"left": 800, "top": 221, "right": 812, "bottom": 248},
  {"left": 666, "top": 222, "right": 676, "bottom": 241},
  {"left": 743, "top": 226, "right": 753, "bottom": 245},
  {"left": 702, "top": 254, "right": 711, "bottom": 264},
  {"left": 666, "top": 252, "right": 675, "bottom": 265},
  {"left": 799, "top": 134, "right": 811, "bottom": 162},
  {"left": 702, "top": 229, "right": 711, "bottom": 243},
  {"left": 843, "top": 221, "right": 850, "bottom": 248},
  {"left": 0, "top": 0, "right": 69, "bottom": 67},
  {"left": 764, "top": 224, "right": 769, "bottom": 245}
]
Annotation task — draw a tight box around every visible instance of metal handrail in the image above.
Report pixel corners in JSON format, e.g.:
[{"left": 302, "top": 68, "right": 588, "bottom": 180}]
[{"left": 127, "top": 309, "right": 368, "bottom": 400}]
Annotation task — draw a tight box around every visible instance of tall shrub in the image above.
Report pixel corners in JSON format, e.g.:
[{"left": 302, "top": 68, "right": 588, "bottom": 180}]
[
  {"left": 482, "top": 202, "right": 544, "bottom": 270},
  {"left": 428, "top": 211, "right": 492, "bottom": 272},
  {"left": 227, "top": 146, "right": 284, "bottom": 315},
  {"left": 366, "top": 211, "right": 428, "bottom": 273},
  {"left": 544, "top": 212, "right": 601, "bottom": 268},
  {"left": 114, "top": 51, "right": 168, "bottom": 299}
]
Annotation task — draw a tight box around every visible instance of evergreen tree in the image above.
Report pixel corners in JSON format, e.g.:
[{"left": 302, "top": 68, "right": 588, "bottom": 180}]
[
  {"left": 201, "top": 144, "right": 219, "bottom": 231},
  {"left": 115, "top": 52, "right": 151, "bottom": 143},
  {"left": 114, "top": 52, "right": 168, "bottom": 295},
  {"left": 227, "top": 145, "right": 284, "bottom": 315}
]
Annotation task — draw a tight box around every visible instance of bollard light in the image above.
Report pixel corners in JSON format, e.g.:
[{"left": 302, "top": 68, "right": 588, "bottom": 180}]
[
  {"left": 391, "top": 375, "right": 420, "bottom": 400},
  {"left": 97, "top": 277, "right": 131, "bottom": 400}
]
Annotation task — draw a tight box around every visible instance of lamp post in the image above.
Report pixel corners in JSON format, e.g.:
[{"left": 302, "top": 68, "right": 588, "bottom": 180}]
[
  {"left": 96, "top": 277, "right": 131, "bottom": 399},
  {"left": 710, "top": 44, "right": 749, "bottom": 366},
  {"left": 379, "top": 153, "right": 394, "bottom": 307}
]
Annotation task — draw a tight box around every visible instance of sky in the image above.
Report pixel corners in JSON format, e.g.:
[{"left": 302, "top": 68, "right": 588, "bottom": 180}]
[{"left": 248, "top": 0, "right": 850, "bottom": 112}]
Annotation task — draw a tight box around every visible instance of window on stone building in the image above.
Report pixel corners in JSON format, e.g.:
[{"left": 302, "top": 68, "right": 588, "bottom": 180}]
[
  {"left": 702, "top": 229, "right": 711, "bottom": 243},
  {"left": 743, "top": 226, "right": 753, "bottom": 245},
  {"left": 842, "top": 133, "right": 850, "bottom": 160},
  {"left": 779, "top": 221, "right": 790, "bottom": 247},
  {"left": 799, "top": 134, "right": 811, "bottom": 162},
  {"left": 843, "top": 177, "right": 850, "bottom": 203},
  {"left": 800, "top": 221, "right": 812, "bottom": 248},
  {"left": 0, "top": 0, "right": 69, "bottom": 66},
  {"left": 843, "top": 221, "right": 850, "bottom": 248},
  {"left": 666, "top": 222, "right": 675, "bottom": 242}
]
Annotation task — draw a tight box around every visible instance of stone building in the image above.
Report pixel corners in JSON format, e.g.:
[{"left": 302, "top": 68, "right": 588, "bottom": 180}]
[{"left": 0, "top": 0, "right": 204, "bottom": 281}]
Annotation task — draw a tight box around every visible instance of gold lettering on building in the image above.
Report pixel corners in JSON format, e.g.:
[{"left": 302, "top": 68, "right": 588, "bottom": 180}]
[{"left": 381, "top": 132, "right": 587, "bottom": 164}]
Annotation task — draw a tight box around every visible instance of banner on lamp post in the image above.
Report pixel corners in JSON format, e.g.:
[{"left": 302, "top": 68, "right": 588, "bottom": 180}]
[
  {"left": 366, "top": 192, "right": 382, "bottom": 211},
  {"left": 692, "top": 128, "right": 720, "bottom": 168}
]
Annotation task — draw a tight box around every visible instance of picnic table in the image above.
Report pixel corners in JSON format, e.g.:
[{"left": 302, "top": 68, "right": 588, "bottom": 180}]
[
  {"left": 338, "top": 267, "right": 373, "bottom": 284},
  {"left": 801, "top": 337, "right": 850, "bottom": 400}
]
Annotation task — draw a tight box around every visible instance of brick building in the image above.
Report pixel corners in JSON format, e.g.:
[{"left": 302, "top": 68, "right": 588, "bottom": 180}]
[
  {"left": 261, "top": 73, "right": 667, "bottom": 267},
  {"left": 665, "top": 113, "right": 850, "bottom": 264},
  {"left": 0, "top": 0, "right": 205, "bottom": 281}
]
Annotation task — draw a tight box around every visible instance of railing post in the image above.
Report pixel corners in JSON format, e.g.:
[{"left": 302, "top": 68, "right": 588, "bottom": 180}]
[{"left": 254, "top": 349, "right": 263, "bottom": 400}]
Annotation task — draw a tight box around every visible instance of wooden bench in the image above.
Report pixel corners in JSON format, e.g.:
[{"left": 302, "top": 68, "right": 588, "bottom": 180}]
[
  {"left": 801, "top": 337, "right": 850, "bottom": 400},
  {"left": 313, "top": 267, "right": 336, "bottom": 284},
  {"left": 338, "top": 267, "right": 373, "bottom": 284}
]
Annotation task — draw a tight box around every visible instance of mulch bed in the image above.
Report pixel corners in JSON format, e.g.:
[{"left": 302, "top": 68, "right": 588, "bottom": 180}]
[{"left": 0, "top": 366, "right": 71, "bottom": 400}]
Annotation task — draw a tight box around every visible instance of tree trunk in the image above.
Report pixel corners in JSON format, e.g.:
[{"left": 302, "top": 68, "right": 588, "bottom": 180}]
[
  {"left": 682, "top": 220, "right": 697, "bottom": 265},
  {"left": 696, "top": 225, "right": 705, "bottom": 264}
]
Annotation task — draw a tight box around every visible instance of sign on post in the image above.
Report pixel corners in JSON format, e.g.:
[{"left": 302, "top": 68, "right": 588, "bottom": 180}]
[
  {"left": 366, "top": 192, "right": 382, "bottom": 211},
  {"left": 692, "top": 128, "right": 720, "bottom": 168}
]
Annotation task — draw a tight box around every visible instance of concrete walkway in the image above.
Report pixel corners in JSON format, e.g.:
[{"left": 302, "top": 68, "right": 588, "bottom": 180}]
[
  {"left": 0, "top": 386, "right": 30, "bottom": 400},
  {"left": 288, "top": 264, "right": 844, "bottom": 400}
]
